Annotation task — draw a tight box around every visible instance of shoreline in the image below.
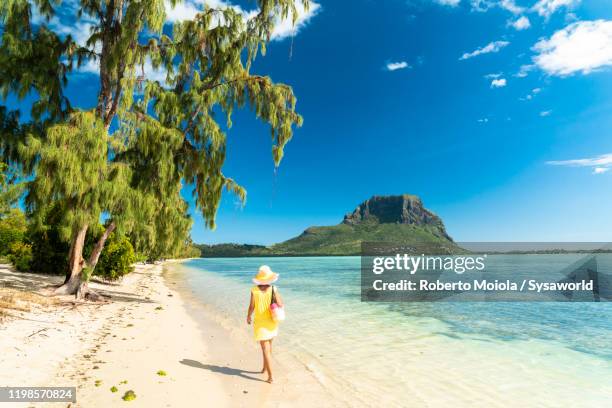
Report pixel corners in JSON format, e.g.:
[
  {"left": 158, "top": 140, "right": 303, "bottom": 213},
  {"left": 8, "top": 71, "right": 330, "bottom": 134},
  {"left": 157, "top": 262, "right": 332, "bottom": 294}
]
[
  {"left": 162, "top": 262, "right": 339, "bottom": 407},
  {"left": 4, "top": 258, "right": 609, "bottom": 407},
  {"left": 0, "top": 261, "right": 335, "bottom": 407}
]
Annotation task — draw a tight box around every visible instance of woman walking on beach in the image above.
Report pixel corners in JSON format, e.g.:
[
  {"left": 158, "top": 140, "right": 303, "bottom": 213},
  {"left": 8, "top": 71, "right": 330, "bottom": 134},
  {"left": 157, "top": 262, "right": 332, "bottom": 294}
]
[{"left": 247, "top": 265, "right": 283, "bottom": 383}]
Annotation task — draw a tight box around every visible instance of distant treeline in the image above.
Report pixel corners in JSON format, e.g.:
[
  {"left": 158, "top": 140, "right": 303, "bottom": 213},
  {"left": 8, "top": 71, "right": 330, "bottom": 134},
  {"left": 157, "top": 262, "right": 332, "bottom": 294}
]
[{"left": 194, "top": 243, "right": 612, "bottom": 258}]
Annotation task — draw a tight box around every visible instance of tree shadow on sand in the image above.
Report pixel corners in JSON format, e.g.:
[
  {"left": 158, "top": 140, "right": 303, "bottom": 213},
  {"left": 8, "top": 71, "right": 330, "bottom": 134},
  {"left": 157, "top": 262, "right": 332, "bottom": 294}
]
[{"left": 179, "top": 359, "right": 265, "bottom": 382}]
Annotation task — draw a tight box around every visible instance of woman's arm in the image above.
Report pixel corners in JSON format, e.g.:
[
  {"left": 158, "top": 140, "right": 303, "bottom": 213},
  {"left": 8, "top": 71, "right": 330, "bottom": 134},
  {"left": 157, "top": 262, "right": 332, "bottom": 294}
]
[
  {"left": 246, "top": 292, "right": 254, "bottom": 324},
  {"left": 275, "top": 290, "right": 284, "bottom": 308}
]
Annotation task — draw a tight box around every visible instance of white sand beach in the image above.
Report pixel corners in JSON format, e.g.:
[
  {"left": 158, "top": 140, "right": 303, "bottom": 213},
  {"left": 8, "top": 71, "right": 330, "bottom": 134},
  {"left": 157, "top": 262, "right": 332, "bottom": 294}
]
[
  {"left": 3, "top": 260, "right": 610, "bottom": 408},
  {"left": 0, "top": 262, "right": 332, "bottom": 407}
]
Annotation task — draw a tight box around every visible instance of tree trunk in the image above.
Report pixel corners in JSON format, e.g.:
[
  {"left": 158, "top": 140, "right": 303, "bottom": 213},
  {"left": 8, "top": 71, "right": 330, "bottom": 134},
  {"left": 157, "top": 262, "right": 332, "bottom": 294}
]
[
  {"left": 88, "top": 222, "right": 116, "bottom": 272},
  {"left": 55, "top": 223, "right": 116, "bottom": 301},
  {"left": 55, "top": 225, "right": 88, "bottom": 295}
]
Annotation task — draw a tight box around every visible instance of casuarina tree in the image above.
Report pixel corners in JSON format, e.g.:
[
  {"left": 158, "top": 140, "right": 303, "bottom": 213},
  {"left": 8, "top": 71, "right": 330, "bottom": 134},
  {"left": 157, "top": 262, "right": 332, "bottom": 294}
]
[{"left": 0, "top": 0, "right": 306, "bottom": 298}]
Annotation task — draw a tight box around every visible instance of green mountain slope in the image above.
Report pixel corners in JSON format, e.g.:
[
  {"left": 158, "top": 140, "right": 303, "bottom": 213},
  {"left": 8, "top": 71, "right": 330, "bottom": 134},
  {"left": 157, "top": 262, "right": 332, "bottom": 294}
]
[{"left": 198, "top": 195, "right": 462, "bottom": 257}]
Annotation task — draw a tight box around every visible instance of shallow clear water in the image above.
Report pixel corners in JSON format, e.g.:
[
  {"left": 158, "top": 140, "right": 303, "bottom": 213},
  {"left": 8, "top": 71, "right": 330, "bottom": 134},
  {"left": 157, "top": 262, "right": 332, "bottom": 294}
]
[{"left": 172, "top": 256, "right": 612, "bottom": 407}]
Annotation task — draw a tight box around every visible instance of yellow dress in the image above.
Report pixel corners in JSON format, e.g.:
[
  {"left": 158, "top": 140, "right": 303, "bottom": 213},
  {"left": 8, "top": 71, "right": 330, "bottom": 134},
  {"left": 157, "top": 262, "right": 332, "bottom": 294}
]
[{"left": 252, "top": 286, "right": 278, "bottom": 341}]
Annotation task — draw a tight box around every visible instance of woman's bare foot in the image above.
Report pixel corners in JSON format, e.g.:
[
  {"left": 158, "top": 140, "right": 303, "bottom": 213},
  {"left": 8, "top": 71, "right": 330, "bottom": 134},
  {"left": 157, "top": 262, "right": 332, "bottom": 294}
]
[{"left": 266, "top": 377, "right": 274, "bottom": 384}]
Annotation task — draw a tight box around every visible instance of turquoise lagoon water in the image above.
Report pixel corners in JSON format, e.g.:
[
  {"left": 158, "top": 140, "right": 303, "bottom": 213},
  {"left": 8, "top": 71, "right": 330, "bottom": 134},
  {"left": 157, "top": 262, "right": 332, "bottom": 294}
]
[{"left": 171, "top": 256, "right": 612, "bottom": 407}]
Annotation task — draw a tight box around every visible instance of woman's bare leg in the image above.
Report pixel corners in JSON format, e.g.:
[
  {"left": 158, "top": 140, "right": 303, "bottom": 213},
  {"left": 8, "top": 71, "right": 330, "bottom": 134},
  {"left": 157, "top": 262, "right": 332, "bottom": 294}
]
[
  {"left": 262, "top": 340, "right": 273, "bottom": 383},
  {"left": 259, "top": 341, "right": 268, "bottom": 374}
]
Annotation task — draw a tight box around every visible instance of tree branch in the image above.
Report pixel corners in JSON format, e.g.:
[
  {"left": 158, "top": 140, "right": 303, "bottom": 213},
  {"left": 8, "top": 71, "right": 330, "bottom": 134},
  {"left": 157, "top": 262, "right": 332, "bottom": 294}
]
[{"left": 182, "top": 75, "right": 267, "bottom": 137}]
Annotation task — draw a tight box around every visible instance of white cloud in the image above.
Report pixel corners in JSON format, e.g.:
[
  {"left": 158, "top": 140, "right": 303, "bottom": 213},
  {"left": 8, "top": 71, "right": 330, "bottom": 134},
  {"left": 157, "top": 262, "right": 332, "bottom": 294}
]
[
  {"left": 485, "top": 72, "right": 502, "bottom": 79},
  {"left": 386, "top": 61, "right": 409, "bottom": 71},
  {"left": 539, "top": 110, "right": 552, "bottom": 116},
  {"left": 141, "top": 60, "right": 169, "bottom": 84},
  {"left": 509, "top": 16, "right": 531, "bottom": 30},
  {"left": 532, "top": 20, "right": 612, "bottom": 76},
  {"left": 164, "top": 0, "right": 321, "bottom": 41},
  {"left": 491, "top": 78, "right": 507, "bottom": 87},
  {"left": 499, "top": 0, "right": 524, "bottom": 15},
  {"left": 271, "top": 1, "right": 321, "bottom": 40},
  {"left": 460, "top": 40, "right": 510, "bottom": 60},
  {"left": 470, "top": 0, "right": 524, "bottom": 14},
  {"left": 519, "top": 87, "right": 542, "bottom": 101},
  {"left": 532, "top": 0, "right": 580, "bottom": 19},
  {"left": 565, "top": 12, "right": 579, "bottom": 23},
  {"left": 77, "top": 59, "right": 100, "bottom": 74},
  {"left": 29, "top": 1, "right": 96, "bottom": 47},
  {"left": 593, "top": 167, "right": 610, "bottom": 174},
  {"left": 547, "top": 153, "right": 612, "bottom": 175},
  {"left": 164, "top": 1, "right": 201, "bottom": 22},
  {"left": 54, "top": 21, "right": 95, "bottom": 47},
  {"left": 514, "top": 64, "right": 535, "bottom": 77},
  {"left": 477, "top": 118, "right": 489, "bottom": 123},
  {"left": 470, "top": 0, "right": 492, "bottom": 12},
  {"left": 74, "top": 57, "right": 169, "bottom": 85},
  {"left": 436, "top": 0, "right": 461, "bottom": 6}
]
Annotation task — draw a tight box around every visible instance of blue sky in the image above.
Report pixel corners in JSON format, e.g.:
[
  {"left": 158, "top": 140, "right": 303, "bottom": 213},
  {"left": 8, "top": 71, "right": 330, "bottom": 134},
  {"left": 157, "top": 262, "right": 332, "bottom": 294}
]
[{"left": 9, "top": 0, "right": 612, "bottom": 244}]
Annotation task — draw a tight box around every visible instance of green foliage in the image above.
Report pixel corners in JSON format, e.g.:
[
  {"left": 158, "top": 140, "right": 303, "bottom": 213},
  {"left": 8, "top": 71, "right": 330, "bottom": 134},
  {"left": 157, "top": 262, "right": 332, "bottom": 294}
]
[
  {"left": 1, "top": 0, "right": 308, "bottom": 267},
  {"left": 21, "top": 112, "right": 112, "bottom": 241},
  {"left": 173, "top": 237, "right": 202, "bottom": 259},
  {"left": 122, "top": 390, "right": 136, "bottom": 401},
  {"left": 94, "top": 234, "right": 136, "bottom": 281},
  {"left": 179, "top": 244, "right": 202, "bottom": 259},
  {"left": 156, "top": 370, "right": 167, "bottom": 376},
  {"left": 8, "top": 241, "right": 32, "bottom": 271},
  {"left": 197, "top": 243, "right": 267, "bottom": 258},
  {"left": 133, "top": 252, "right": 148, "bottom": 263},
  {"left": 0, "top": 208, "right": 26, "bottom": 255},
  {"left": 28, "top": 205, "right": 70, "bottom": 274},
  {"left": 110, "top": 386, "right": 118, "bottom": 393},
  {"left": 0, "top": 162, "right": 23, "bottom": 217},
  {"left": 80, "top": 265, "right": 93, "bottom": 282}
]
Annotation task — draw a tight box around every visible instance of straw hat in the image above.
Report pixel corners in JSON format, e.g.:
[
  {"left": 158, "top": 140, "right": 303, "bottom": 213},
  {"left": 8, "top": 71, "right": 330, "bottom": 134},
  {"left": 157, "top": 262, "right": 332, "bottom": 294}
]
[{"left": 252, "top": 265, "right": 279, "bottom": 285}]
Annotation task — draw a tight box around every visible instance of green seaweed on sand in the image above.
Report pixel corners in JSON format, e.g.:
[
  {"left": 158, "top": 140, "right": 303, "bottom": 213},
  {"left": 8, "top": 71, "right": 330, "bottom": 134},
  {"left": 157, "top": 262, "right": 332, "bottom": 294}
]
[{"left": 122, "top": 390, "right": 136, "bottom": 401}]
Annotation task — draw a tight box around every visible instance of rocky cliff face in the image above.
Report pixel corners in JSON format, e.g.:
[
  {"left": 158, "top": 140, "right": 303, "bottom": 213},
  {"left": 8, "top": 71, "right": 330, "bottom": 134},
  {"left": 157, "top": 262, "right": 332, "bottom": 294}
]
[{"left": 342, "top": 194, "right": 452, "bottom": 240}]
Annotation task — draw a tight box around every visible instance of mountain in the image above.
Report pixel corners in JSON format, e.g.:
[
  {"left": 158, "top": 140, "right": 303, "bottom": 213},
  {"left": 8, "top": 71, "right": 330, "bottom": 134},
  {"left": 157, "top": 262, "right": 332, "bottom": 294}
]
[{"left": 197, "top": 194, "right": 461, "bottom": 257}]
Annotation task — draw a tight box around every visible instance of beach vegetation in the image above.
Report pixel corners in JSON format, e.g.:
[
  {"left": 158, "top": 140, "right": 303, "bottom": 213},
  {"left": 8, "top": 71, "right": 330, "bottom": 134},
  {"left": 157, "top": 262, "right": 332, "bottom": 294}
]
[
  {"left": 0, "top": 162, "right": 22, "bottom": 218},
  {"left": 7, "top": 241, "right": 32, "bottom": 271},
  {"left": 0, "top": 0, "right": 306, "bottom": 298},
  {"left": 122, "top": 390, "right": 136, "bottom": 401},
  {"left": 0, "top": 208, "right": 26, "bottom": 256},
  {"left": 110, "top": 386, "right": 118, "bottom": 393},
  {"left": 28, "top": 205, "right": 71, "bottom": 275},
  {"left": 94, "top": 234, "right": 136, "bottom": 282},
  {"left": 156, "top": 370, "right": 167, "bottom": 376}
]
